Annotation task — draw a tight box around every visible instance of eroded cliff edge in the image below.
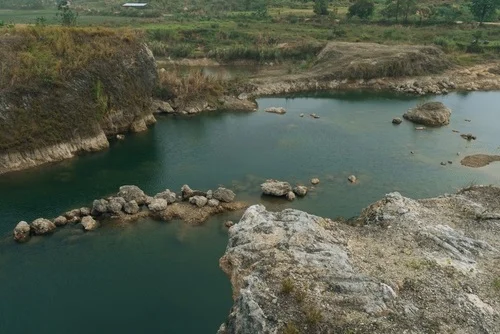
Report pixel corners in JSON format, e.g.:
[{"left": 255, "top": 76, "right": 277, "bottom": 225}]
[
  {"left": 219, "top": 185, "right": 500, "bottom": 333},
  {"left": 0, "top": 27, "right": 157, "bottom": 174}
]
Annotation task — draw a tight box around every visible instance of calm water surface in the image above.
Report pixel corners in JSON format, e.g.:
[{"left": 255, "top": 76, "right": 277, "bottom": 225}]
[{"left": 1, "top": 91, "right": 499, "bottom": 334}]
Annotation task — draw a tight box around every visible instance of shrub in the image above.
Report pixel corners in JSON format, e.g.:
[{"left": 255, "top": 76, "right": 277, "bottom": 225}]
[
  {"left": 304, "top": 305, "right": 323, "bottom": 325},
  {"left": 281, "top": 278, "right": 294, "bottom": 294},
  {"left": 347, "top": 0, "right": 375, "bottom": 20},
  {"left": 281, "top": 322, "right": 299, "bottom": 334}
]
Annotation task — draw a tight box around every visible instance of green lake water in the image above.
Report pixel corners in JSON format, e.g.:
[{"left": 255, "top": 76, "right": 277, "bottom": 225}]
[{"left": 1, "top": 91, "right": 499, "bottom": 333}]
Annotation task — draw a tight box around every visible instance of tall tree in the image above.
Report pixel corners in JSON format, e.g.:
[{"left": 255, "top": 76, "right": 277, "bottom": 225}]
[
  {"left": 347, "top": 0, "right": 375, "bottom": 20},
  {"left": 470, "top": 0, "right": 500, "bottom": 25}
]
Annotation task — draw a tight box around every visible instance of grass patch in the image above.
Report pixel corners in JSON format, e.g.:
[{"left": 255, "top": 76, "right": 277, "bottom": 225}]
[
  {"left": 493, "top": 278, "right": 500, "bottom": 291},
  {"left": 281, "top": 278, "right": 295, "bottom": 294}
]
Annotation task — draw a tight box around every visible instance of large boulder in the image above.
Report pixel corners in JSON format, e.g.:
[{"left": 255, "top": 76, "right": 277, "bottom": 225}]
[
  {"left": 189, "top": 196, "right": 208, "bottom": 208},
  {"left": 213, "top": 187, "right": 236, "bottom": 203},
  {"left": 107, "top": 197, "right": 126, "bottom": 214},
  {"left": 148, "top": 198, "right": 168, "bottom": 212},
  {"left": 261, "top": 180, "right": 292, "bottom": 197},
  {"left": 154, "top": 189, "right": 177, "bottom": 204},
  {"left": 123, "top": 200, "right": 140, "bottom": 214},
  {"left": 81, "top": 216, "right": 99, "bottom": 231},
  {"left": 13, "top": 221, "right": 30, "bottom": 242},
  {"left": 92, "top": 199, "right": 109, "bottom": 215},
  {"left": 117, "top": 185, "right": 147, "bottom": 205},
  {"left": 403, "top": 102, "right": 451, "bottom": 127},
  {"left": 30, "top": 218, "right": 56, "bottom": 235},
  {"left": 54, "top": 216, "right": 68, "bottom": 226}
]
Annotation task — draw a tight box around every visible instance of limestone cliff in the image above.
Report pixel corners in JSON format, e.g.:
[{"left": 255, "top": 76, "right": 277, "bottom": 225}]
[
  {"left": 0, "top": 27, "right": 158, "bottom": 174},
  {"left": 219, "top": 186, "right": 500, "bottom": 333}
]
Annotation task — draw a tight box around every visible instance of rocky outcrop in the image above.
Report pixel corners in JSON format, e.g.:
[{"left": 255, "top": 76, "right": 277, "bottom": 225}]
[
  {"left": 153, "top": 95, "right": 257, "bottom": 116},
  {"left": 261, "top": 180, "right": 292, "bottom": 197},
  {"left": 219, "top": 186, "right": 500, "bottom": 333},
  {"left": 0, "top": 28, "right": 157, "bottom": 175},
  {"left": 403, "top": 102, "right": 451, "bottom": 126}
]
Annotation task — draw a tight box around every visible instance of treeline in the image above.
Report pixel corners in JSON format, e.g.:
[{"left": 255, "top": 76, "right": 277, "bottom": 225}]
[{"left": 0, "top": 0, "right": 49, "bottom": 9}]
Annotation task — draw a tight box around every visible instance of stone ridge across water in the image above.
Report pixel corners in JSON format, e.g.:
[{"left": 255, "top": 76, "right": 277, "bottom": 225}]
[
  {"left": 13, "top": 184, "right": 245, "bottom": 243},
  {"left": 218, "top": 185, "right": 500, "bottom": 334}
]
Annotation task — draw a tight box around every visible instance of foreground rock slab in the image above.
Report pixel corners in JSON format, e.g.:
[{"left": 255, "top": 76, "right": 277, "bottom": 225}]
[
  {"left": 403, "top": 102, "right": 451, "bottom": 126},
  {"left": 218, "top": 186, "right": 500, "bottom": 333}
]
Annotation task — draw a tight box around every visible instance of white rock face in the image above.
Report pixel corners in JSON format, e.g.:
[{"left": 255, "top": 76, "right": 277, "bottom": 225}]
[
  {"left": 0, "top": 132, "right": 109, "bottom": 175},
  {"left": 218, "top": 205, "right": 396, "bottom": 334},
  {"left": 219, "top": 186, "right": 500, "bottom": 333}
]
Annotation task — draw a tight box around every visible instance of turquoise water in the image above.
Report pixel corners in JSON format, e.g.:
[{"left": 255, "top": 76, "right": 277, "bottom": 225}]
[{"left": 1, "top": 91, "right": 499, "bottom": 333}]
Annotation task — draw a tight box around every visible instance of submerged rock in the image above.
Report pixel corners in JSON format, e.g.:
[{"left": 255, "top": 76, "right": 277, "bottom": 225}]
[
  {"left": 461, "top": 154, "right": 500, "bottom": 168},
  {"left": 123, "top": 200, "right": 140, "bottom": 214},
  {"left": 118, "top": 185, "right": 147, "bottom": 205},
  {"left": 148, "top": 198, "right": 168, "bottom": 212},
  {"left": 81, "top": 216, "right": 99, "bottom": 231},
  {"left": 13, "top": 221, "right": 30, "bottom": 242},
  {"left": 392, "top": 117, "right": 403, "bottom": 124},
  {"left": 213, "top": 187, "right": 236, "bottom": 203},
  {"left": 261, "top": 180, "right": 292, "bottom": 197},
  {"left": 189, "top": 196, "right": 208, "bottom": 208},
  {"left": 403, "top": 102, "right": 451, "bottom": 126},
  {"left": 31, "top": 218, "right": 56, "bottom": 235},
  {"left": 461, "top": 133, "right": 477, "bottom": 141},
  {"left": 311, "top": 178, "right": 320, "bottom": 185},
  {"left": 264, "top": 107, "right": 286, "bottom": 114}
]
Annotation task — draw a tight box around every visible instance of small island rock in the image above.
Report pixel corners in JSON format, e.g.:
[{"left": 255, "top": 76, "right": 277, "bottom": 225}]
[
  {"left": 265, "top": 107, "right": 286, "bottom": 114},
  {"left": 348, "top": 175, "right": 357, "bottom": 183},
  {"left": 311, "top": 178, "right": 320, "bottom": 185},
  {"left": 261, "top": 180, "right": 292, "bottom": 197},
  {"left": 403, "top": 102, "right": 451, "bottom": 127},
  {"left": 392, "top": 117, "right": 403, "bottom": 124}
]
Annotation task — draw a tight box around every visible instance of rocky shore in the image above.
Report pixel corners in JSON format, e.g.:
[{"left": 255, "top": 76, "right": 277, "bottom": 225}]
[
  {"left": 218, "top": 185, "right": 500, "bottom": 333},
  {"left": 13, "top": 184, "right": 245, "bottom": 243}
]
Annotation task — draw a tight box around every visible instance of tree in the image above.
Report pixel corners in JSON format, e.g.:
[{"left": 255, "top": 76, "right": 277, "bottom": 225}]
[
  {"left": 381, "top": 0, "right": 401, "bottom": 21},
  {"left": 469, "top": 0, "right": 500, "bottom": 25},
  {"left": 313, "top": 0, "right": 328, "bottom": 16},
  {"left": 347, "top": 0, "right": 375, "bottom": 20},
  {"left": 56, "top": 0, "right": 77, "bottom": 26}
]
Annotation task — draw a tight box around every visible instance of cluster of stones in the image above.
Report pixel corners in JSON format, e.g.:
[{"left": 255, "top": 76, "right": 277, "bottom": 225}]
[
  {"left": 260, "top": 180, "right": 308, "bottom": 201},
  {"left": 390, "top": 79, "right": 456, "bottom": 95},
  {"left": 13, "top": 184, "right": 236, "bottom": 243}
]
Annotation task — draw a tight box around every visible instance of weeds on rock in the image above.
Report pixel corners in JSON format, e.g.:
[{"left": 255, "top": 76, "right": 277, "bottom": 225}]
[{"left": 281, "top": 322, "right": 299, "bottom": 334}]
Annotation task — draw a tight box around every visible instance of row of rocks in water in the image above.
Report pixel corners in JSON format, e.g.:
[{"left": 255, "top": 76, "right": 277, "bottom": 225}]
[
  {"left": 13, "top": 184, "right": 237, "bottom": 243},
  {"left": 260, "top": 176, "right": 357, "bottom": 200}
]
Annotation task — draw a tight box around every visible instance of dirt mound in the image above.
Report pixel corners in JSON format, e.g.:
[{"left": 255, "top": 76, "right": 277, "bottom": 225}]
[
  {"left": 461, "top": 154, "right": 500, "bottom": 168},
  {"left": 311, "top": 42, "right": 451, "bottom": 80}
]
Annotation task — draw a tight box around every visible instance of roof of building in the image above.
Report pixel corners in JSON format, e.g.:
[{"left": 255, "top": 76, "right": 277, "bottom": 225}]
[{"left": 122, "top": 3, "right": 148, "bottom": 7}]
